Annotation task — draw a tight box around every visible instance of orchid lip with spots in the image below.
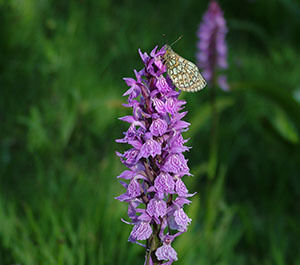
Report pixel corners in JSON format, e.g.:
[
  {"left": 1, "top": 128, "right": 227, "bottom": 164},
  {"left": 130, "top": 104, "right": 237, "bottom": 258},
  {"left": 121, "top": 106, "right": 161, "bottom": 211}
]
[{"left": 115, "top": 45, "right": 196, "bottom": 264}]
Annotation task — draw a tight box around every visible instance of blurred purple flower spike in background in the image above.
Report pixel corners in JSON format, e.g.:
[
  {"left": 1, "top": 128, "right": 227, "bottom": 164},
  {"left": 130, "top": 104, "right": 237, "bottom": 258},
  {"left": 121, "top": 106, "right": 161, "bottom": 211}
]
[
  {"left": 116, "top": 45, "right": 195, "bottom": 264},
  {"left": 197, "top": 0, "right": 229, "bottom": 91}
]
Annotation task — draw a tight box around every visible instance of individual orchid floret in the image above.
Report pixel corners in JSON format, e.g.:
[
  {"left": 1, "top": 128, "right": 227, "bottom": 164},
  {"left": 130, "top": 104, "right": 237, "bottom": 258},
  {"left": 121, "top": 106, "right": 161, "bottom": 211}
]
[
  {"left": 153, "top": 172, "right": 175, "bottom": 199},
  {"left": 129, "top": 221, "right": 153, "bottom": 241},
  {"left": 168, "top": 208, "right": 192, "bottom": 232},
  {"left": 149, "top": 118, "right": 168, "bottom": 137},
  {"left": 156, "top": 243, "right": 178, "bottom": 263},
  {"left": 139, "top": 138, "right": 162, "bottom": 159}
]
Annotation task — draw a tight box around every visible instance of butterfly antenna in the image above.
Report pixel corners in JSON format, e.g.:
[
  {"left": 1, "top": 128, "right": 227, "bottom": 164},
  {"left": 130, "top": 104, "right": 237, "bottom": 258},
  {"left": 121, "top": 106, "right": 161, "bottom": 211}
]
[{"left": 170, "top": 35, "right": 183, "bottom": 47}]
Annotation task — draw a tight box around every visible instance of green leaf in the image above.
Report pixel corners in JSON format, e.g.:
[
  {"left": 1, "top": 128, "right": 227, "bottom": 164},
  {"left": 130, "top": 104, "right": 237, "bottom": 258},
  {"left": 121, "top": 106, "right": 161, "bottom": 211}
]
[
  {"left": 237, "top": 82, "right": 300, "bottom": 141},
  {"left": 270, "top": 106, "right": 299, "bottom": 144}
]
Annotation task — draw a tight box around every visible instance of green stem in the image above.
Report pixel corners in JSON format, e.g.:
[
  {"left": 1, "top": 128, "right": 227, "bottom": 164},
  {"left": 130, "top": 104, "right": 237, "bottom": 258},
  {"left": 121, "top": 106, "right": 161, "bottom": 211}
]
[
  {"left": 208, "top": 81, "right": 218, "bottom": 180},
  {"left": 146, "top": 224, "right": 161, "bottom": 265},
  {"left": 207, "top": 28, "right": 219, "bottom": 180}
]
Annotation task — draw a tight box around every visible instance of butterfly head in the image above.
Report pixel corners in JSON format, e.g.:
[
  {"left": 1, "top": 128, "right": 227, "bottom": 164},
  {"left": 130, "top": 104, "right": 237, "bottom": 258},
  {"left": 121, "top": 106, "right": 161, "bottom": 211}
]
[
  {"left": 164, "top": 44, "right": 172, "bottom": 51},
  {"left": 163, "top": 45, "right": 173, "bottom": 62},
  {"left": 163, "top": 35, "right": 182, "bottom": 60}
]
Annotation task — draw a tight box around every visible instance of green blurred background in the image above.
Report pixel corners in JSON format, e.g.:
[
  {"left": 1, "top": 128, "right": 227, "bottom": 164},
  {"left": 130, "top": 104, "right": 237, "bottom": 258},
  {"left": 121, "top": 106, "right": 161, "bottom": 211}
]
[{"left": 1, "top": 0, "right": 300, "bottom": 264}]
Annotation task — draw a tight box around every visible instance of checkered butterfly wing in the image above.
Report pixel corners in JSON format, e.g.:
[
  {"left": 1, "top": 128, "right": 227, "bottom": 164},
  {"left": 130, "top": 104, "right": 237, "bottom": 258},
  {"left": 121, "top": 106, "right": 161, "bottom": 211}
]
[{"left": 164, "top": 45, "right": 206, "bottom": 92}]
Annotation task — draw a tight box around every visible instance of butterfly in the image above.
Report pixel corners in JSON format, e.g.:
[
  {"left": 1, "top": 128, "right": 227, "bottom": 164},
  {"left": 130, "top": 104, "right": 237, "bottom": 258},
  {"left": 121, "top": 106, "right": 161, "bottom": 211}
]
[{"left": 163, "top": 45, "right": 206, "bottom": 92}]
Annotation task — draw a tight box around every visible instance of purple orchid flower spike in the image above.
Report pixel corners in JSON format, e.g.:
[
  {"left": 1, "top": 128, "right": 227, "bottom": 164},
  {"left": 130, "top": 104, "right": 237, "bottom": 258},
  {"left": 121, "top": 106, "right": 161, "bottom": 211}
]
[
  {"left": 116, "top": 45, "right": 195, "bottom": 264},
  {"left": 197, "top": 0, "right": 229, "bottom": 91}
]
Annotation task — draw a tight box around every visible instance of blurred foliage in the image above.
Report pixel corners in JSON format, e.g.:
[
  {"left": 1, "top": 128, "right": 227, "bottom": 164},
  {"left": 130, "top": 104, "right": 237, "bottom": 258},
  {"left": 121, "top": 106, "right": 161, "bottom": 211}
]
[{"left": 0, "top": 0, "right": 300, "bottom": 264}]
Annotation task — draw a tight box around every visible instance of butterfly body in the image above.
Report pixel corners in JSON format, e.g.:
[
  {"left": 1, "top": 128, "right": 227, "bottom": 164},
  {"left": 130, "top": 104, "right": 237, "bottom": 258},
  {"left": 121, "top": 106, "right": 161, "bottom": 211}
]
[{"left": 163, "top": 45, "right": 206, "bottom": 92}]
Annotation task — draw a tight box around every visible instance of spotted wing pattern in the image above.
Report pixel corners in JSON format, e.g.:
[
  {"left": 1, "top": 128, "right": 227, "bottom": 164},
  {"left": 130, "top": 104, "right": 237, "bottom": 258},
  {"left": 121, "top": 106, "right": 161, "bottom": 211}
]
[{"left": 163, "top": 45, "right": 206, "bottom": 92}]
